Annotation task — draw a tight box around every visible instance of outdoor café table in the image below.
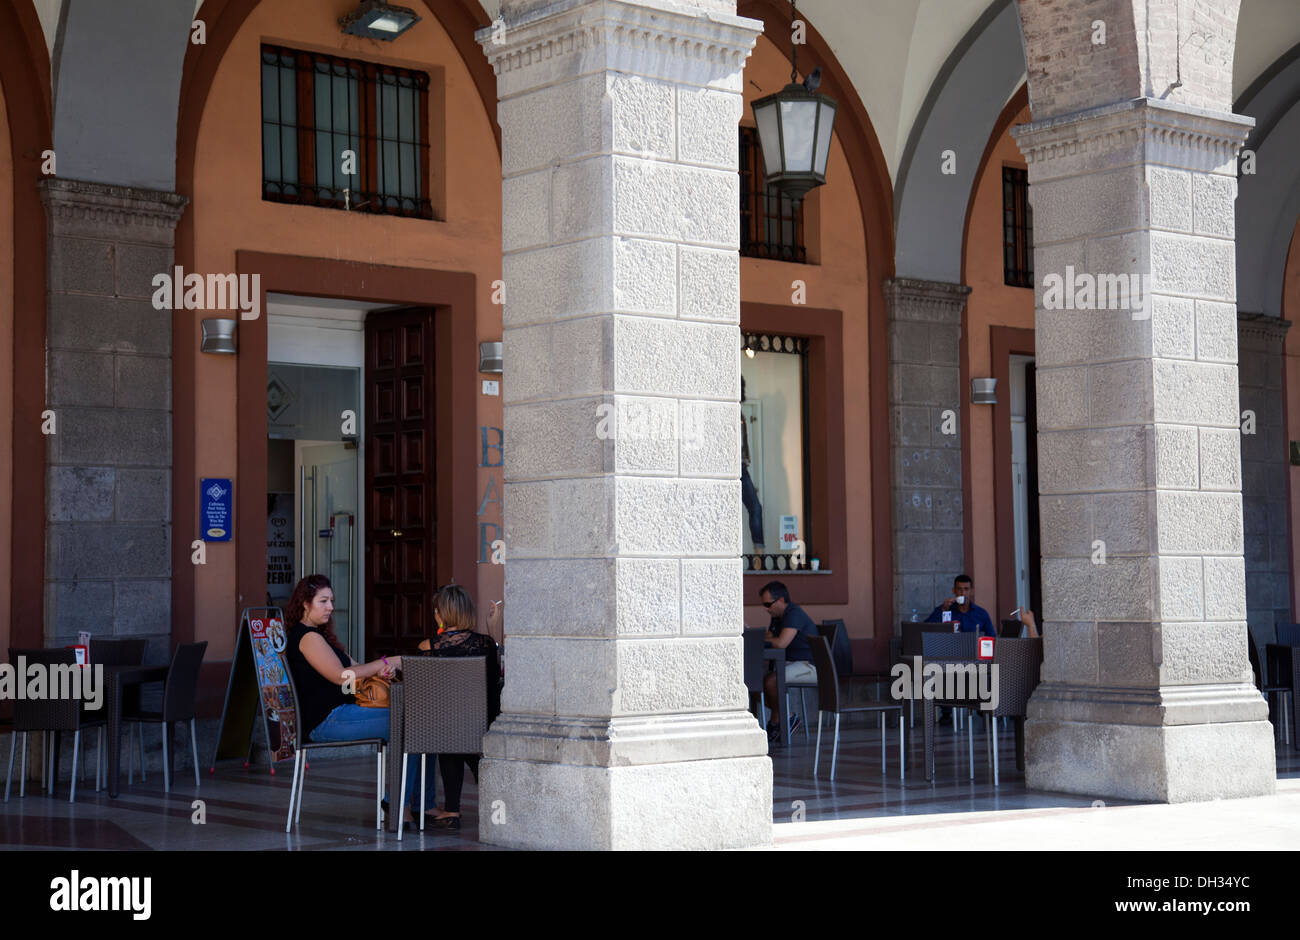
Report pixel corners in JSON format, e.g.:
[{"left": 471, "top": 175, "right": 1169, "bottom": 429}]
[
  {"left": 106, "top": 663, "right": 169, "bottom": 797},
  {"left": 763, "top": 647, "right": 789, "bottom": 747},
  {"left": 385, "top": 679, "right": 405, "bottom": 832}
]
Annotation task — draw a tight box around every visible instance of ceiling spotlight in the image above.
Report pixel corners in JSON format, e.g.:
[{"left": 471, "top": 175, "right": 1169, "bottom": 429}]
[{"left": 340, "top": 1, "right": 421, "bottom": 40}]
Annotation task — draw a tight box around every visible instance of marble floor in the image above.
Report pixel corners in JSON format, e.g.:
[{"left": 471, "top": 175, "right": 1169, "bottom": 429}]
[{"left": 2, "top": 714, "right": 1297, "bottom": 850}]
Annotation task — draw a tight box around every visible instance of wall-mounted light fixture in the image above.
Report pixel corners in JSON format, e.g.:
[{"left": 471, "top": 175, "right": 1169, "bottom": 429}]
[
  {"left": 201, "top": 319, "right": 237, "bottom": 355},
  {"left": 479, "top": 341, "right": 503, "bottom": 374},
  {"left": 339, "top": 1, "right": 421, "bottom": 40},
  {"left": 971, "top": 377, "right": 997, "bottom": 405}
]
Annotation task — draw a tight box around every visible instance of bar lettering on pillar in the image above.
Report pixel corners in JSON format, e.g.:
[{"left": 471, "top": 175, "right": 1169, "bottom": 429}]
[
  {"left": 1013, "top": 0, "right": 1275, "bottom": 803},
  {"left": 478, "top": 0, "right": 769, "bottom": 850}
]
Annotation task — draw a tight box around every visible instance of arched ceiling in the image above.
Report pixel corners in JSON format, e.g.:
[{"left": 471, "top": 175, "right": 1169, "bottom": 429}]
[{"left": 29, "top": 0, "right": 1300, "bottom": 184}]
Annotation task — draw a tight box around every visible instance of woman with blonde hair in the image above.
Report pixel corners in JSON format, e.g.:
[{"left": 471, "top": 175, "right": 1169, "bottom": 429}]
[{"left": 416, "top": 584, "right": 502, "bottom": 830}]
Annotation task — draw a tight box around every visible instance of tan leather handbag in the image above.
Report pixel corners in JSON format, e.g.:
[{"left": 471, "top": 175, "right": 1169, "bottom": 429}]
[{"left": 353, "top": 675, "right": 391, "bottom": 708}]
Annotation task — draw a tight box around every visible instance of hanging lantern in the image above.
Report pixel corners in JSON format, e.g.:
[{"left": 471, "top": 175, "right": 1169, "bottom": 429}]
[{"left": 751, "top": 0, "right": 838, "bottom": 206}]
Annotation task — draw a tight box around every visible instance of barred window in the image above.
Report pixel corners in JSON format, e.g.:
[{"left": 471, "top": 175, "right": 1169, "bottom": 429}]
[
  {"left": 740, "top": 126, "right": 806, "bottom": 263},
  {"left": 1002, "top": 166, "right": 1033, "bottom": 288},
  {"left": 261, "top": 45, "right": 432, "bottom": 219}
]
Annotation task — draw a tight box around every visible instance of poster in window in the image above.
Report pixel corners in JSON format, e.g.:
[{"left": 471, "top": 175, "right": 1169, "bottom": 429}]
[{"left": 267, "top": 491, "right": 294, "bottom": 602}]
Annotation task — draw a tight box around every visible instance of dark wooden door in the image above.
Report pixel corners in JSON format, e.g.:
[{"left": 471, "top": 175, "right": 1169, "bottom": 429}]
[{"left": 365, "top": 308, "right": 436, "bottom": 657}]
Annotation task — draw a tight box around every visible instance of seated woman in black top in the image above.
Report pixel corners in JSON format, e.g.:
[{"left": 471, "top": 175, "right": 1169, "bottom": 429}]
[
  {"left": 282, "top": 574, "right": 434, "bottom": 825},
  {"left": 416, "top": 584, "right": 502, "bottom": 830}
]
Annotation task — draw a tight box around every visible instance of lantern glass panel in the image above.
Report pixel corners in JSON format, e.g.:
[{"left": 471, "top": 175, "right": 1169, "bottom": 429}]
[
  {"left": 754, "top": 100, "right": 783, "bottom": 174},
  {"left": 779, "top": 99, "right": 816, "bottom": 172},
  {"left": 814, "top": 101, "right": 835, "bottom": 176}
]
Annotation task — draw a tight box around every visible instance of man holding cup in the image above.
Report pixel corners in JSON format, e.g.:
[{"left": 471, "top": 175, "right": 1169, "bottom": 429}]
[{"left": 924, "top": 574, "right": 995, "bottom": 637}]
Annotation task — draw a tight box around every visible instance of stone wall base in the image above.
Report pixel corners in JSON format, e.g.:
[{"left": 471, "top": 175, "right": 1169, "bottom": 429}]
[
  {"left": 478, "top": 753, "right": 772, "bottom": 850},
  {"left": 1025, "top": 716, "right": 1277, "bottom": 803}
]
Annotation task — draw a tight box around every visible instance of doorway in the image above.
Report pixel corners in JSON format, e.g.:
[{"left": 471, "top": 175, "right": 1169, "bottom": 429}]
[
  {"left": 1007, "top": 355, "right": 1041, "bottom": 619},
  {"left": 266, "top": 293, "right": 376, "bottom": 658}
]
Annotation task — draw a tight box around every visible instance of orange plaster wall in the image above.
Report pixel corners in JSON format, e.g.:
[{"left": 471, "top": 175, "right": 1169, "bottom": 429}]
[
  {"left": 739, "top": 34, "right": 874, "bottom": 635},
  {"left": 189, "top": 0, "right": 502, "bottom": 657},
  {"left": 0, "top": 79, "right": 12, "bottom": 655},
  {"left": 1284, "top": 216, "right": 1300, "bottom": 620},
  {"left": 963, "top": 105, "right": 1034, "bottom": 607}
]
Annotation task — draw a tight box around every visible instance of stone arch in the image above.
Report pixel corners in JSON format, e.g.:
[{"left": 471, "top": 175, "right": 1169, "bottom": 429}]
[
  {"left": 0, "top": 0, "right": 52, "bottom": 646},
  {"left": 51, "top": 0, "right": 193, "bottom": 189},
  {"left": 170, "top": 0, "right": 503, "bottom": 647},
  {"left": 1235, "top": 41, "right": 1300, "bottom": 316},
  {"left": 737, "top": 0, "right": 897, "bottom": 659},
  {"left": 894, "top": 0, "right": 1025, "bottom": 283}
]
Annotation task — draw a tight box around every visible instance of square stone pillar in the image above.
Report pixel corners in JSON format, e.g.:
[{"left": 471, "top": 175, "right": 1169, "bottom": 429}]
[
  {"left": 1014, "top": 99, "right": 1276, "bottom": 802},
  {"left": 39, "top": 180, "right": 186, "bottom": 655},
  {"left": 884, "top": 278, "right": 970, "bottom": 625},
  {"left": 477, "top": 0, "right": 770, "bottom": 849}
]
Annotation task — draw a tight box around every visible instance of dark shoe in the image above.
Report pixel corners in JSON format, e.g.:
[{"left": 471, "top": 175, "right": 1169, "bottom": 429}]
[{"left": 429, "top": 815, "right": 461, "bottom": 831}]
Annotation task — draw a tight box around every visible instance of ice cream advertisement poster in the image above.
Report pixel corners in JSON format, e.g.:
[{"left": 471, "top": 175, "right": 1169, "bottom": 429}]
[{"left": 249, "top": 615, "right": 296, "bottom": 762}]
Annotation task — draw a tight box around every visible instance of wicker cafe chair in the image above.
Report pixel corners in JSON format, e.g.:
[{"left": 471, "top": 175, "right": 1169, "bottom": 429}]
[
  {"left": 743, "top": 628, "right": 767, "bottom": 723},
  {"left": 5, "top": 647, "right": 105, "bottom": 803},
  {"left": 918, "top": 632, "right": 980, "bottom": 779},
  {"left": 122, "top": 642, "right": 207, "bottom": 792},
  {"left": 808, "top": 635, "right": 903, "bottom": 781},
  {"left": 981, "top": 637, "right": 1043, "bottom": 786},
  {"left": 900, "top": 622, "right": 953, "bottom": 728},
  {"left": 281, "top": 655, "right": 385, "bottom": 834},
  {"left": 397, "top": 656, "right": 488, "bottom": 841}
]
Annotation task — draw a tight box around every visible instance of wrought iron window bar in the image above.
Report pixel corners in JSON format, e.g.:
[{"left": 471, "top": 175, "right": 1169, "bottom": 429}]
[
  {"left": 740, "top": 126, "right": 807, "bottom": 263},
  {"left": 261, "top": 45, "right": 433, "bottom": 220}
]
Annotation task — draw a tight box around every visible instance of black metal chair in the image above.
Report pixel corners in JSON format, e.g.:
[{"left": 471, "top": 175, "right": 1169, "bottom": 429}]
[
  {"left": 397, "top": 656, "right": 488, "bottom": 841},
  {"left": 808, "top": 635, "right": 903, "bottom": 781},
  {"left": 5, "top": 647, "right": 105, "bottom": 803},
  {"left": 281, "top": 654, "right": 385, "bottom": 833},
  {"left": 89, "top": 638, "right": 146, "bottom": 786},
  {"left": 1268, "top": 624, "right": 1300, "bottom": 753},
  {"left": 820, "top": 620, "right": 890, "bottom": 695},
  {"left": 1249, "top": 627, "right": 1291, "bottom": 744},
  {"left": 742, "top": 628, "right": 767, "bottom": 723},
  {"left": 122, "top": 641, "right": 208, "bottom": 792}
]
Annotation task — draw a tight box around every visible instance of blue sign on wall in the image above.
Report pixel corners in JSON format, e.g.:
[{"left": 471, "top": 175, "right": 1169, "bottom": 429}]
[{"left": 201, "top": 478, "right": 233, "bottom": 542}]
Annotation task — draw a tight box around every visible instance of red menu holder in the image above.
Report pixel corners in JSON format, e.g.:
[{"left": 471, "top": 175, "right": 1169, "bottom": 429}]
[
  {"left": 978, "top": 637, "right": 995, "bottom": 660},
  {"left": 66, "top": 644, "right": 88, "bottom": 667}
]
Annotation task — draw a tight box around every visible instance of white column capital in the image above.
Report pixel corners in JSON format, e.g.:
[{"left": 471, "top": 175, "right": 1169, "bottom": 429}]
[
  {"left": 479, "top": 0, "right": 761, "bottom": 97},
  {"left": 1012, "top": 97, "right": 1254, "bottom": 181}
]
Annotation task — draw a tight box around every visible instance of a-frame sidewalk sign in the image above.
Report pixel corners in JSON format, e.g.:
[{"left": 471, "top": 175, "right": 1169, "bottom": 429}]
[{"left": 210, "top": 607, "right": 298, "bottom": 774}]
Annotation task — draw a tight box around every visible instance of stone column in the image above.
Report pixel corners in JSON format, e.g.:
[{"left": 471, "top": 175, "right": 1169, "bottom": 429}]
[
  {"left": 1014, "top": 100, "right": 1275, "bottom": 801},
  {"left": 477, "top": 0, "right": 769, "bottom": 849},
  {"left": 40, "top": 180, "right": 186, "bottom": 657},
  {"left": 885, "top": 278, "right": 970, "bottom": 626},
  {"left": 1237, "top": 313, "right": 1291, "bottom": 645}
]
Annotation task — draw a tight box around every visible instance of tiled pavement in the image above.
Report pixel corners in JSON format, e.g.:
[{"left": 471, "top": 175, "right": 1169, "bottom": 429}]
[{"left": 3, "top": 713, "right": 1298, "bottom": 850}]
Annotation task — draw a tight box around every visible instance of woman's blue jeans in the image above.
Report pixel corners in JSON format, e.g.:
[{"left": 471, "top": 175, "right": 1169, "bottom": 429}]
[{"left": 310, "top": 704, "right": 436, "bottom": 811}]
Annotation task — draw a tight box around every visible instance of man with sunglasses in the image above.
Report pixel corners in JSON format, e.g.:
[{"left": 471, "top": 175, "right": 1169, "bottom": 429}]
[{"left": 758, "top": 581, "right": 818, "bottom": 743}]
